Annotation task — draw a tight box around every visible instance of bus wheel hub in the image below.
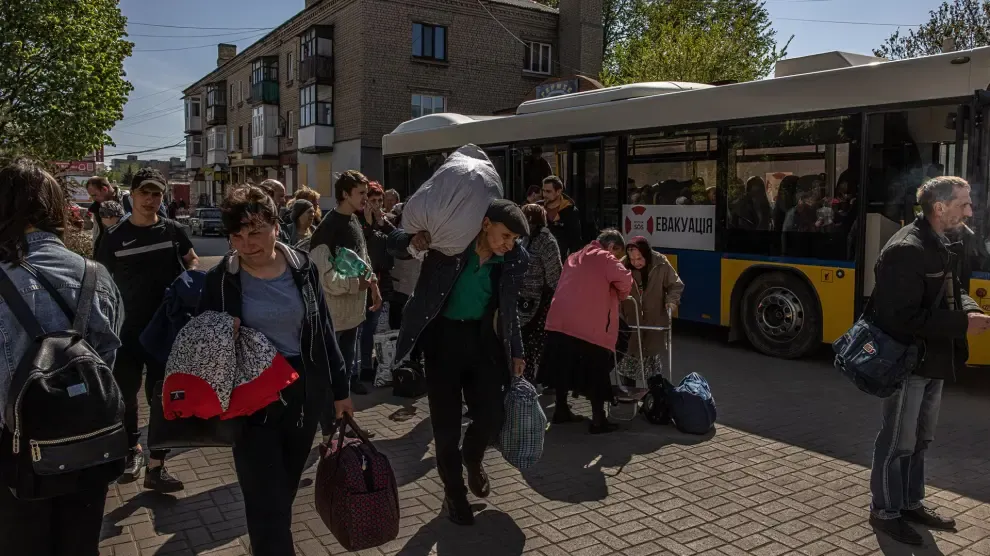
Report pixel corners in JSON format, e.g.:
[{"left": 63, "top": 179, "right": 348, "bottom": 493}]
[{"left": 756, "top": 288, "right": 804, "bottom": 339}]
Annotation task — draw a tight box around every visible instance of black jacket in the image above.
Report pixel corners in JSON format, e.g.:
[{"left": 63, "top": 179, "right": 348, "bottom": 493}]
[
  {"left": 870, "top": 216, "right": 980, "bottom": 380},
  {"left": 198, "top": 243, "right": 350, "bottom": 402},
  {"left": 538, "top": 196, "right": 582, "bottom": 256},
  {"left": 386, "top": 229, "right": 529, "bottom": 375}
]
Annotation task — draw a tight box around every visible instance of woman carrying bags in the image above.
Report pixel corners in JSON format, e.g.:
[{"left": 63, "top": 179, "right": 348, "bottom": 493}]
[
  {"left": 198, "top": 186, "right": 352, "bottom": 556},
  {"left": 619, "top": 236, "right": 684, "bottom": 380}
]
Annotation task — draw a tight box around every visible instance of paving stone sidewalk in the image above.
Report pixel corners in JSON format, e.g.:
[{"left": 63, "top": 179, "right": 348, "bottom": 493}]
[{"left": 99, "top": 335, "right": 990, "bottom": 556}]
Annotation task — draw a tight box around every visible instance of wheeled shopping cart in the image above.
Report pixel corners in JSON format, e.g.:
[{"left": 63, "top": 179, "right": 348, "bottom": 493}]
[{"left": 608, "top": 296, "right": 673, "bottom": 421}]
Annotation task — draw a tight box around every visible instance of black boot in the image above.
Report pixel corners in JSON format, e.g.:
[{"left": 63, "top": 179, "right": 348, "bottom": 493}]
[
  {"left": 903, "top": 506, "right": 956, "bottom": 531},
  {"left": 443, "top": 493, "right": 474, "bottom": 526},
  {"left": 589, "top": 400, "right": 619, "bottom": 434},
  {"left": 870, "top": 515, "right": 923, "bottom": 545}
]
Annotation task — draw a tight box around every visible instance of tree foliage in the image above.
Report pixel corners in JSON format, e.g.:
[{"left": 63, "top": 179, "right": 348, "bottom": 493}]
[
  {"left": 603, "top": 0, "right": 789, "bottom": 85},
  {"left": 875, "top": 0, "right": 990, "bottom": 60},
  {"left": 0, "top": 0, "right": 133, "bottom": 161}
]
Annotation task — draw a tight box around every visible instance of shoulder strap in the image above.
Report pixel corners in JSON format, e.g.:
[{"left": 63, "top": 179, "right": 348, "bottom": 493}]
[
  {"left": 165, "top": 219, "right": 187, "bottom": 272},
  {"left": 19, "top": 262, "right": 75, "bottom": 323},
  {"left": 74, "top": 260, "right": 98, "bottom": 337},
  {"left": 0, "top": 266, "right": 47, "bottom": 339}
]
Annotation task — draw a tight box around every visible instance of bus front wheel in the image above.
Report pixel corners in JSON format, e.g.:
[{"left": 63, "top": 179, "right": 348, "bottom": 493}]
[{"left": 740, "top": 271, "right": 821, "bottom": 359}]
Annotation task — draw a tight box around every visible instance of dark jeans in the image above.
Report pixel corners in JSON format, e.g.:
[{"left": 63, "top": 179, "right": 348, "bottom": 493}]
[
  {"left": 870, "top": 375, "right": 943, "bottom": 519},
  {"left": 422, "top": 318, "right": 505, "bottom": 498},
  {"left": 358, "top": 306, "right": 382, "bottom": 373},
  {"left": 0, "top": 482, "right": 108, "bottom": 556},
  {"left": 115, "top": 341, "right": 168, "bottom": 460},
  {"left": 234, "top": 375, "right": 319, "bottom": 556},
  {"left": 320, "top": 327, "right": 358, "bottom": 436}
]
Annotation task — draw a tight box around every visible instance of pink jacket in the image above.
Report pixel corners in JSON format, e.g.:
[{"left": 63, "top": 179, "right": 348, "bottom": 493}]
[{"left": 544, "top": 241, "right": 633, "bottom": 352}]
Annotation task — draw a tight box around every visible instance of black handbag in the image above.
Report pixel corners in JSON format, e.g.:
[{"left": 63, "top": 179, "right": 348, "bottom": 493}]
[{"left": 146, "top": 381, "right": 243, "bottom": 450}]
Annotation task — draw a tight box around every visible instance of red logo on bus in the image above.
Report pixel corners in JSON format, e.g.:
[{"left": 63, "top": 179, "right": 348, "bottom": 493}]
[{"left": 625, "top": 205, "right": 653, "bottom": 235}]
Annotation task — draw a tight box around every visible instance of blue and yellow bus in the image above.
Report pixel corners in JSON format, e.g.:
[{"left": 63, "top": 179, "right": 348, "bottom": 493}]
[{"left": 381, "top": 48, "right": 990, "bottom": 363}]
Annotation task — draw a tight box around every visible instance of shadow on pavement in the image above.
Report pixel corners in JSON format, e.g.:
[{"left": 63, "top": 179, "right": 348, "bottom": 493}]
[
  {"left": 520, "top": 397, "right": 715, "bottom": 503},
  {"left": 395, "top": 508, "right": 524, "bottom": 556},
  {"left": 875, "top": 528, "right": 946, "bottom": 556},
  {"left": 103, "top": 488, "right": 246, "bottom": 555},
  {"left": 672, "top": 330, "right": 990, "bottom": 504}
]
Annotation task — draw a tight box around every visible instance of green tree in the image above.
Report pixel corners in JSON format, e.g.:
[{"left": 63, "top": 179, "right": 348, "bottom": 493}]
[
  {"left": 0, "top": 0, "right": 133, "bottom": 161},
  {"left": 121, "top": 168, "right": 134, "bottom": 189},
  {"left": 602, "top": 0, "right": 789, "bottom": 85},
  {"left": 875, "top": 0, "right": 990, "bottom": 60}
]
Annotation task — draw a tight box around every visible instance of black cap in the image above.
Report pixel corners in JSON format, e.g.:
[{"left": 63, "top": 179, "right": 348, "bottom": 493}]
[{"left": 486, "top": 199, "right": 530, "bottom": 236}]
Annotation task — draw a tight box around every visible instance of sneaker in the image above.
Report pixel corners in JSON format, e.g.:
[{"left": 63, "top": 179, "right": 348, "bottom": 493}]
[
  {"left": 870, "top": 515, "right": 923, "bottom": 546},
  {"left": 144, "top": 464, "right": 185, "bottom": 493},
  {"left": 465, "top": 460, "right": 490, "bottom": 499},
  {"left": 903, "top": 506, "right": 956, "bottom": 531},
  {"left": 350, "top": 380, "right": 369, "bottom": 395},
  {"left": 118, "top": 449, "right": 144, "bottom": 483},
  {"left": 442, "top": 494, "right": 474, "bottom": 526}
]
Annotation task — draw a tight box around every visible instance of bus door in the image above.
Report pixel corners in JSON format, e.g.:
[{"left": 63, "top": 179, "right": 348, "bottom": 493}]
[
  {"left": 569, "top": 137, "right": 605, "bottom": 243},
  {"left": 483, "top": 146, "right": 510, "bottom": 199}
]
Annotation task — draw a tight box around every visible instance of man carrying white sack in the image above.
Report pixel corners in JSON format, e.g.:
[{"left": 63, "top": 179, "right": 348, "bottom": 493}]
[{"left": 386, "top": 145, "right": 529, "bottom": 526}]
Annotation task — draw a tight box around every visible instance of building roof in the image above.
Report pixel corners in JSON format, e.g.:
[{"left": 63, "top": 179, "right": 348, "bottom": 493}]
[{"left": 488, "top": 0, "right": 558, "bottom": 14}]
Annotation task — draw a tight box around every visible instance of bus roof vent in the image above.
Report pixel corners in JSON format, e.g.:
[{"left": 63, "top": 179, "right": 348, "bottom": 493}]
[
  {"left": 774, "top": 51, "right": 886, "bottom": 78},
  {"left": 515, "top": 82, "right": 712, "bottom": 115},
  {"left": 390, "top": 113, "right": 504, "bottom": 135}
]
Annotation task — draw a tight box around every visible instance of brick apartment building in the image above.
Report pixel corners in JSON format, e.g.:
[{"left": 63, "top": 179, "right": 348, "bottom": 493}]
[{"left": 183, "top": 0, "right": 602, "bottom": 208}]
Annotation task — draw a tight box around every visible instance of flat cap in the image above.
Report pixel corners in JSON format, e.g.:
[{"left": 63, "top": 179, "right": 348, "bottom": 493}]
[{"left": 486, "top": 198, "right": 530, "bottom": 237}]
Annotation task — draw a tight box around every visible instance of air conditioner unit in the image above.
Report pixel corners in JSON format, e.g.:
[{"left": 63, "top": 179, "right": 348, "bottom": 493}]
[{"left": 275, "top": 122, "right": 286, "bottom": 137}]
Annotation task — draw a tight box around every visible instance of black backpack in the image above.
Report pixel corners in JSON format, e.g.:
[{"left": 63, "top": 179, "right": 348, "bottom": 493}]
[
  {"left": 641, "top": 374, "right": 674, "bottom": 425},
  {"left": 0, "top": 260, "right": 128, "bottom": 500}
]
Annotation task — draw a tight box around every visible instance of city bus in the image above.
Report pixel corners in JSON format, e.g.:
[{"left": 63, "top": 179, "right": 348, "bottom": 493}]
[{"left": 381, "top": 48, "right": 990, "bottom": 364}]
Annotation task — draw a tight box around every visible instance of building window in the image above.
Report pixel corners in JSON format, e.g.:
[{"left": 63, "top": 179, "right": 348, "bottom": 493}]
[
  {"left": 412, "top": 23, "right": 446, "bottom": 61},
  {"left": 411, "top": 94, "right": 446, "bottom": 119},
  {"left": 524, "top": 41, "right": 552, "bottom": 74},
  {"left": 238, "top": 126, "right": 243, "bottom": 150},
  {"left": 300, "top": 84, "right": 332, "bottom": 127},
  {"left": 230, "top": 84, "right": 235, "bottom": 103},
  {"left": 229, "top": 128, "right": 236, "bottom": 152},
  {"left": 251, "top": 58, "right": 278, "bottom": 86},
  {"left": 207, "top": 127, "right": 226, "bottom": 151},
  {"left": 286, "top": 52, "right": 294, "bottom": 81},
  {"left": 286, "top": 110, "right": 294, "bottom": 138},
  {"left": 301, "top": 27, "right": 333, "bottom": 61}
]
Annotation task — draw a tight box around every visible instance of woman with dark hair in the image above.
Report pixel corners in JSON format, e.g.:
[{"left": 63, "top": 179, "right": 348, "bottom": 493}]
[
  {"left": 197, "top": 186, "right": 352, "bottom": 556},
  {"left": 0, "top": 158, "right": 123, "bottom": 555},
  {"left": 619, "top": 237, "right": 683, "bottom": 377},
  {"left": 772, "top": 175, "right": 799, "bottom": 232},
  {"left": 541, "top": 229, "right": 632, "bottom": 433},
  {"left": 518, "top": 204, "right": 562, "bottom": 382},
  {"left": 285, "top": 198, "right": 316, "bottom": 249}
]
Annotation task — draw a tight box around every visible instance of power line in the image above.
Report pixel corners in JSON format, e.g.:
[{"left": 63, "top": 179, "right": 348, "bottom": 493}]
[
  {"left": 113, "top": 130, "right": 179, "bottom": 139},
  {"left": 104, "top": 140, "right": 186, "bottom": 157},
  {"left": 127, "top": 21, "right": 274, "bottom": 31},
  {"left": 477, "top": 0, "right": 594, "bottom": 77},
  {"left": 118, "top": 105, "right": 182, "bottom": 122},
  {"left": 775, "top": 17, "right": 921, "bottom": 27},
  {"left": 133, "top": 31, "right": 269, "bottom": 52},
  {"left": 128, "top": 29, "right": 276, "bottom": 38},
  {"left": 125, "top": 95, "right": 181, "bottom": 120},
  {"left": 128, "top": 84, "right": 190, "bottom": 102},
  {"left": 114, "top": 107, "right": 184, "bottom": 129}
]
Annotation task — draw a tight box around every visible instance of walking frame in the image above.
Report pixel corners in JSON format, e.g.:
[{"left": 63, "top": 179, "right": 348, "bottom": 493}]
[{"left": 608, "top": 296, "right": 673, "bottom": 421}]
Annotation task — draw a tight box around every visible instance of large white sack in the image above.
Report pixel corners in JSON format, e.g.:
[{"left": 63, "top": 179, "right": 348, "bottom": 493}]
[{"left": 400, "top": 144, "right": 503, "bottom": 257}]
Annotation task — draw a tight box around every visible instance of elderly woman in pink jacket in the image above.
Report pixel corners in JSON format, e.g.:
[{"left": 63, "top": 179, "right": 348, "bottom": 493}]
[{"left": 541, "top": 229, "right": 633, "bottom": 434}]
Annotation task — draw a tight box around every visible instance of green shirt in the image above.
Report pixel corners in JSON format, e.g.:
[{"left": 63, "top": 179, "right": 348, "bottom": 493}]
[{"left": 442, "top": 248, "right": 503, "bottom": 321}]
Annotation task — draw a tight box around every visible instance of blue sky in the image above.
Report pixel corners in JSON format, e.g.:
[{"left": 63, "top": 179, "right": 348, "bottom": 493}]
[{"left": 108, "top": 0, "right": 943, "bottom": 161}]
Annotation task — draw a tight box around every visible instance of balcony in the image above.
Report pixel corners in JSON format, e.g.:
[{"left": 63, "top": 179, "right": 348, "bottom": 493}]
[
  {"left": 299, "top": 55, "right": 333, "bottom": 84},
  {"left": 250, "top": 80, "right": 279, "bottom": 106},
  {"left": 205, "top": 81, "right": 227, "bottom": 126},
  {"left": 251, "top": 105, "right": 279, "bottom": 158},
  {"left": 185, "top": 136, "right": 203, "bottom": 169},
  {"left": 184, "top": 96, "right": 202, "bottom": 134},
  {"left": 298, "top": 125, "right": 334, "bottom": 154},
  {"left": 206, "top": 126, "right": 227, "bottom": 166}
]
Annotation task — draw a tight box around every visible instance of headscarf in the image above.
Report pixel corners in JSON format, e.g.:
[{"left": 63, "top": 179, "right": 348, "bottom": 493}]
[{"left": 624, "top": 235, "right": 654, "bottom": 290}]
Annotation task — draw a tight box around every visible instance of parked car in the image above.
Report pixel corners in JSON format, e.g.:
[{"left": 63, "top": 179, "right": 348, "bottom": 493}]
[{"left": 189, "top": 207, "right": 224, "bottom": 236}]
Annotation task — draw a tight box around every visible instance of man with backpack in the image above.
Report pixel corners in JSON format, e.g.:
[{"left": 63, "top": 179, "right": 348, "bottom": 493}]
[
  {"left": 96, "top": 168, "right": 199, "bottom": 493},
  {"left": 0, "top": 158, "right": 125, "bottom": 555},
  {"left": 867, "top": 176, "right": 990, "bottom": 545}
]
